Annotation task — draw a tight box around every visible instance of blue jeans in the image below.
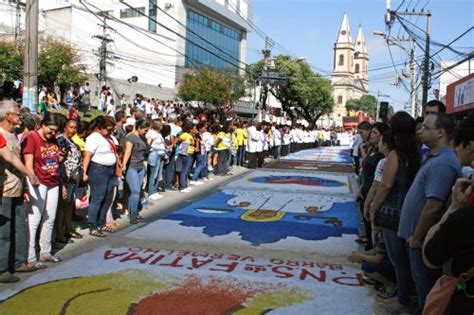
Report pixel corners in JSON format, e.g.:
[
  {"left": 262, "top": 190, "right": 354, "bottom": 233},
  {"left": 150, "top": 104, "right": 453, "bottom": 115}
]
[
  {"left": 382, "top": 227, "right": 413, "bottom": 306},
  {"left": 88, "top": 163, "right": 115, "bottom": 230},
  {"left": 0, "top": 197, "right": 26, "bottom": 272},
  {"left": 192, "top": 154, "right": 207, "bottom": 181},
  {"left": 237, "top": 145, "right": 245, "bottom": 166},
  {"left": 148, "top": 155, "right": 164, "bottom": 195},
  {"left": 407, "top": 246, "right": 437, "bottom": 314},
  {"left": 126, "top": 167, "right": 146, "bottom": 217}
]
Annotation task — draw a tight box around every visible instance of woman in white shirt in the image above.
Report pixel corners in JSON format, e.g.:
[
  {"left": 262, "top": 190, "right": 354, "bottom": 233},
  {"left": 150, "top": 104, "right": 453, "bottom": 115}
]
[
  {"left": 82, "top": 116, "right": 118, "bottom": 237},
  {"left": 146, "top": 120, "right": 166, "bottom": 200}
]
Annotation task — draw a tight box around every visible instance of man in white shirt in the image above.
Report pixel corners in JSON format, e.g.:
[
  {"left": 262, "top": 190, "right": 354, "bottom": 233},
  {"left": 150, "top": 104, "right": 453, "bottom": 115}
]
[{"left": 246, "top": 121, "right": 259, "bottom": 168}]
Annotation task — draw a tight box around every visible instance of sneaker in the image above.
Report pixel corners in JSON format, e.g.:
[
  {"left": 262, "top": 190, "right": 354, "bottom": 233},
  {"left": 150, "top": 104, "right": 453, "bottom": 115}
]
[
  {"left": 208, "top": 166, "right": 214, "bottom": 172},
  {"left": 189, "top": 180, "right": 203, "bottom": 186},
  {"left": 180, "top": 188, "right": 193, "bottom": 193},
  {"left": 39, "top": 255, "right": 62, "bottom": 263},
  {"left": 149, "top": 193, "right": 163, "bottom": 200},
  {"left": 0, "top": 272, "right": 20, "bottom": 283}
]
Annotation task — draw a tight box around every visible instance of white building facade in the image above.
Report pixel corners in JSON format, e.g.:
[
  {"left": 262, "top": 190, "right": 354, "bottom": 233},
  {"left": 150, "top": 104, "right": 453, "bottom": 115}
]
[{"left": 0, "top": 0, "right": 252, "bottom": 104}]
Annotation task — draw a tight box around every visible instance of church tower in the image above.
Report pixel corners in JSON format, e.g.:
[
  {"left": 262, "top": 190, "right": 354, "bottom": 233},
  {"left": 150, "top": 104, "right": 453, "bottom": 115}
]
[
  {"left": 329, "top": 14, "right": 369, "bottom": 127},
  {"left": 331, "top": 13, "right": 355, "bottom": 125},
  {"left": 354, "top": 25, "right": 369, "bottom": 99}
]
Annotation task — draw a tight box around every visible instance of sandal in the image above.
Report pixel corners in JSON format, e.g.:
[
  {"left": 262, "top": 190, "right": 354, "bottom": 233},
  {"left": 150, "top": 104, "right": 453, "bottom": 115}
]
[
  {"left": 89, "top": 230, "right": 106, "bottom": 238},
  {"left": 101, "top": 225, "right": 116, "bottom": 233}
]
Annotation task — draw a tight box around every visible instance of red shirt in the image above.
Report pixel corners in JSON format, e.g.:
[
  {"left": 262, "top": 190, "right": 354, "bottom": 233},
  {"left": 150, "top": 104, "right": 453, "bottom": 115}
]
[
  {"left": 69, "top": 106, "right": 79, "bottom": 120},
  {"left": 0, "top": 133, "right": 6, "bottom": 148},
  {"left": 22, "top": 131, "right": 60, "bottom": 187}
]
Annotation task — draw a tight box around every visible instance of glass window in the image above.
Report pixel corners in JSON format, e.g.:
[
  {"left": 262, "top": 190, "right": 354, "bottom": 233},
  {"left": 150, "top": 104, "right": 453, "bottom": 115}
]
[
  {"left": 185, "top": 9, "right": 241, "bottom": 73},
  {"left": 120, "top": 7, "right": 145, "bottom": 18},
  {"left": 338, "top": 54, "right": 344, "bottom": 66}
]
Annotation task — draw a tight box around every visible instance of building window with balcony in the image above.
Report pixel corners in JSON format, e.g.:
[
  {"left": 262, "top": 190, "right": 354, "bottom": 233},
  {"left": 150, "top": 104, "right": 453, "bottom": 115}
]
[
  {"left": 120, "top": 7, "right": 145, "bottom": 18},
  {"left": 338, "top": 54, "right": 344, "bottom": 66}
]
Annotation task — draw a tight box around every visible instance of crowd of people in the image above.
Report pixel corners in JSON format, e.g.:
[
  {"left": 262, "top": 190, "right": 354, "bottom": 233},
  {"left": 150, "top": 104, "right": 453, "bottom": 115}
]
[
  {"left": 0, "top": 90, "right": 349, "bottom": 284},
  {"left": 349, "top": 100, "right": 474, "bottom": 314}
]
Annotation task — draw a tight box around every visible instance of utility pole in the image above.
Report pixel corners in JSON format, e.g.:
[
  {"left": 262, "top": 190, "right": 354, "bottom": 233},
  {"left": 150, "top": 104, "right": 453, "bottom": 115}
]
[
  {"left": 258, "top": 36, "right": 273, "bottom": 122},
  {"left": 22, "top": 0, "right": 39, "bottom": 113},
  {"left": 409, "top": 45, "right": 418, "bottom": 117},
  {"left": 386, "top": 4, "right": 432, "bottom": 115},
  {"left": 93, "top": 15, "right": 113, "bottom": 90},
  {"left": 14, "top": 1, "right": 23, "bottom": 41}
]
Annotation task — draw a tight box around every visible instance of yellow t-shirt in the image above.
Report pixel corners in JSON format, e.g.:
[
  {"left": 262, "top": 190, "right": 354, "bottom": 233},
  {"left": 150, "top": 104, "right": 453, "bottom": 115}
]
[
  {"left": 235, "top": 128, "right": 244, "bottom": 146},
  {"left": 71, "top": 134, "right": 85, "bottom": 151},
  {"left": 179, "top": 132, "right": 195, "bottom": 154},
  {"left": 216, "top": 132, "right": 231, "bottom": 150},
  {"left": 243, "top": 129, "right": 248, "bottom": 145}
]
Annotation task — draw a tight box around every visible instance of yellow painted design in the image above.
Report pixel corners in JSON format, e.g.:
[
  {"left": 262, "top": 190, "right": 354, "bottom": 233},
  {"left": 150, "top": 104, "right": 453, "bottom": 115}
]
[
  {"left": 235, "top": 287, "right": 311, "bottom": 314},
  {"left": 0, "top": 270, "right": 165, "bottom": 315},
  {"left": 240, "top": 209, "right": 286, "bottom": 222}
]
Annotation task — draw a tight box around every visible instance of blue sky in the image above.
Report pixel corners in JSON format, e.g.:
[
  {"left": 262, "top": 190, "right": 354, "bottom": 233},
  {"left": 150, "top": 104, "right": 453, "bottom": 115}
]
[{"left": 246, "top": 0, "right": 474, "bottom": 112}]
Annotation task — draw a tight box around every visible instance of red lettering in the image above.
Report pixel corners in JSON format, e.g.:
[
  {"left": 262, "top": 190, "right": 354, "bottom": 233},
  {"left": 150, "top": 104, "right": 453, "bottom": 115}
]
[
  {"left": 272, "top": 266, "right": 294, "bottom": 278},
  {"left": 144, "top": 248, "right": 160, "bottom": 254},
  {"left": 210, "top": 253, "right": 224, "bottom": 259},
  {"left": 286, "top": 260, "right": 300, "bottom": 267},
  {"left": 128, "top": 247, "right": 143, "bottom": 252},
  {"left": 271, "top": 259, "right": 284, "bottom": 265},
  {"left": 119, "top": 253, "right": 155, "bottom": 264},
  {"left": 103, "top": 250, "right": 128, "bottom": 260},
  {"left": 316, "top": 262, "right": 328, "bottom": 269},
  {"left": 301, "top": 262, "right": 315, "bottom": 268},
  {"left": 149, "top": 255, "right": 166, "bottom": 265},
  {"left": 329, "top": 264, "right": 343, "bottom": 271},
  {"left": 191, "top": 258, "right": 214, "bottom": 269},
  {"left": 176, "top": 251, "right": 190, "bottom": 257},
  {"left": 210, "top": 262, "right": 239, "bottom": 273},
  {"left": 332, "top": 273, "right": 365, "bottom": 287},
  {"left": 227, "top": 255, "right": 240, "bottom": 261},
  {"left": 160, "top": 257, "right": 184, "bottom": 268},
  {"left": 299, "top": 269, "right": 327, "bottom": 282},
  {"left": 191, "top": 252, "right": 209, "bottom": 258},
  {"left": 240, "top": 256, "right": 255, "bottom": 262}
]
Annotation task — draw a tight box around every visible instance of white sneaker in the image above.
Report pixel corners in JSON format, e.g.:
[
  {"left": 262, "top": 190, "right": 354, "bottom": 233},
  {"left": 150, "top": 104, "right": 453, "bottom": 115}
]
[
  {"left": 180, "top": 188, "right": 193, "bottom": 193},
  {"left": 208, "top": 166, "right": 214, "bottom": 172},
  {"left": 190, "top": 180, "right": 203, "bottom": 186},
  {"left": 149, "top": 193, "right": 163, "bottom": 200}
]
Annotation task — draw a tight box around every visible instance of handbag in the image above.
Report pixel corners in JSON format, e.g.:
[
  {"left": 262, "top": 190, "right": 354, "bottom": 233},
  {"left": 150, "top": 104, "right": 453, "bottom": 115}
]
[
  {"left": 102, "top": 135, "right": 122, "bottom": 177},
  {"left": 423, "top": 266, "right": 474, "bottom": 315}
]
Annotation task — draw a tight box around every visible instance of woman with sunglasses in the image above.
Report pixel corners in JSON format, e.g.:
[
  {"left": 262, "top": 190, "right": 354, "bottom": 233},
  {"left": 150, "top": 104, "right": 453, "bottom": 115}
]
[
  {"left": 82, "top": 116, "right": 118, "bottom": 237},
  {"left": 22, "top": 112, "right": 62, "bottom": 267}
]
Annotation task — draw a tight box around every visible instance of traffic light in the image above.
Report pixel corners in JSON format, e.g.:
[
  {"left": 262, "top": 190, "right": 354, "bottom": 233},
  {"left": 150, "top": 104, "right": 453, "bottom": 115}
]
[{"left": 379, "top": 101, "right": 389, "bottom": 119}]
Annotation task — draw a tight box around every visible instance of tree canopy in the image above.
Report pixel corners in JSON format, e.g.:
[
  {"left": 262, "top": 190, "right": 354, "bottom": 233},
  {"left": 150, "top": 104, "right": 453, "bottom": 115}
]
[
  {"left": 178, "top": 66, "right": 245, "bottom": 110},
  {"left": 246, "top": 55, "right": 334, "bottom": 126},
  {"left": 345, "top": 94, "right": 377, "bottom": 118},
  {"left": 0, "top": 38, "right": 86, "bottom": 98}
]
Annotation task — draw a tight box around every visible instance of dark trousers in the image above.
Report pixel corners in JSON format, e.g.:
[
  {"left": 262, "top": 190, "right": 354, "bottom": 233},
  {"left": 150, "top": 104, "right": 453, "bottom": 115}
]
[
  {"left": 257, "top": 151, "right": 265, "bottom": 167},
  {"left": 273, "top": 145, "right": 281, "bottom": 159},
  {"left": 0, "top": 197, "right": 26, "bottom": 273},
  {"left": 87, "top": 163, "right": 115, "bottom": 230},
  {"left": 163, "top": 157, "right": 176, "bottom": 188},
  {"left": 216, "top": 149, "right": 230, "bottom": 174},
  {"left": 247, "top": 152, "right": 257, "bottom": 169}
]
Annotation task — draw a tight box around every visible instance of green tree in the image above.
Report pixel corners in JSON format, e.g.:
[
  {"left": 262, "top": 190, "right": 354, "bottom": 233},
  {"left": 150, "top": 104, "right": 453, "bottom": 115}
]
[
  {"left": 345, "top": 94, "right": 377, "bottom": 118},
  {"left": 38, "top": 37, "right": 87, "bottom": 94},
  {"left": 178, "top": 67, "right": 245, "bottom": 113},
  {"left": 247, "top": 55, "right": 334, "bottom": 126},
  {"left": 0, "top": 41, "right": 23, "bottom": 97}
]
